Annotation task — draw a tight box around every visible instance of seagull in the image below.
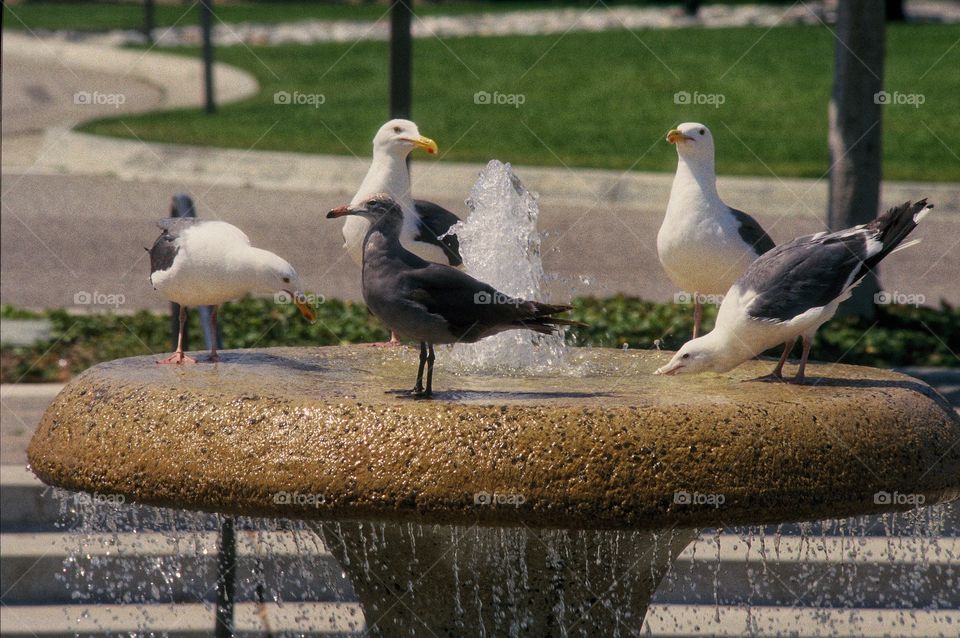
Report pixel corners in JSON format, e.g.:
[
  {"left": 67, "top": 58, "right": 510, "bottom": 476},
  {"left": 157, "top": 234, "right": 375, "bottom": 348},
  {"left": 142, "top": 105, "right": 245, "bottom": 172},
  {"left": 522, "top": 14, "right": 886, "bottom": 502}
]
[
  {"left": 658, "top": 122, "right": 775, "bottom": 339},
  {"left": 327, "top": 195, "right": 580, "bottom": 398},
  {"left": 149, "top": 218, "right": 316, "bottom": 364},
  {"left": 342, "top": 119, "right": 464, "bottom": 346},
  {"left": 656, "top": 199, "right": 932, "bottom": 383}
]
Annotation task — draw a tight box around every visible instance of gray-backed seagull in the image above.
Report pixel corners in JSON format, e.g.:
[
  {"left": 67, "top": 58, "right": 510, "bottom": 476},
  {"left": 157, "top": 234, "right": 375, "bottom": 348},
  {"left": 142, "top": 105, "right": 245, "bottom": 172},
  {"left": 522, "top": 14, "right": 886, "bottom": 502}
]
[
  {"left": 656, "top": 199, "right": 932, "bottom": 383},
  {"left": 658, "top": 122, "right": 775, "bottom": 338},
  {"left": 149, "top": 218, "right": 315, "bottom": 364},
  {"left": 341, "top": 119, "right": 464, "bottom": 346},
  {"left": 328, "top": 195, "right": 580, "bottom": 398}
]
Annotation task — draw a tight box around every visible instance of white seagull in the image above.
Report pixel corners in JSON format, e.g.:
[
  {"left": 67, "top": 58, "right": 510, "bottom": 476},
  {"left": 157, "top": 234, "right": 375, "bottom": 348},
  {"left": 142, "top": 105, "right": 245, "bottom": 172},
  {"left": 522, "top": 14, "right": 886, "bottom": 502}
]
[
  {"left": 149, "top": 217, "right": 316, "bottom": 364},
  {"left": 341, "top": 119, "right": 464, "bottom": 345},
  {"left": 656, "top": 200, "right": 932, "bottom": 384},
  {"left": 658, "top": 122, "right": 775, "bottom": 338}
]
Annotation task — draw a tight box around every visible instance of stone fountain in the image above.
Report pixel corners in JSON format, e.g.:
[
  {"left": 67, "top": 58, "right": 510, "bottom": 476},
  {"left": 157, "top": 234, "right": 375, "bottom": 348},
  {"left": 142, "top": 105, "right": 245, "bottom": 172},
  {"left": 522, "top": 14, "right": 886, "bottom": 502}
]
[{"left": 26, "top": 164, "right": 960, "bottom": 636}]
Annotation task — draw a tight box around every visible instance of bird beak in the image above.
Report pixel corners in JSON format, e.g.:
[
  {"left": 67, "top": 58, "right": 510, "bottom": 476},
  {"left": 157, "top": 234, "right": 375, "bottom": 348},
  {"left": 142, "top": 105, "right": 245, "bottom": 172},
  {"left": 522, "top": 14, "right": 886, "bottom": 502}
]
[
  {"left": 326, "top": 205, "right": 355, "bottom": 219},
  {"left": 288, "top": 291, "right": 317, "bottom": 322},
  {"left": 406, "top": 135, "right": 438, "bottom": 155},
  {"left": 655, "top": 361, "right": 683, "bottom": 376},
  {"left": 666, "top": 129, "right": 693, "bottom": 145}
]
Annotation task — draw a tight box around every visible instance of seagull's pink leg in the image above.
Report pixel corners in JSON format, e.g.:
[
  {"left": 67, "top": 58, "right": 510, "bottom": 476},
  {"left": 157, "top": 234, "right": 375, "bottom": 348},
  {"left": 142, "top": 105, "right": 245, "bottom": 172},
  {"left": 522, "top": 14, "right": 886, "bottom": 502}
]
[
  {"left": 692, "top": 296, "right": 703, "bottom": 339},
  {"left": 789, "top": 336, "right": 813, "bottom": 384},
  {"left": 157, "top": 306, "right": 197, "bottom": 365},
  {"left": 749, "top": 338, "right": 797, "bottom": 383},
  {"left": 370, "top": 331, "right": 404, "bottom": 348}
]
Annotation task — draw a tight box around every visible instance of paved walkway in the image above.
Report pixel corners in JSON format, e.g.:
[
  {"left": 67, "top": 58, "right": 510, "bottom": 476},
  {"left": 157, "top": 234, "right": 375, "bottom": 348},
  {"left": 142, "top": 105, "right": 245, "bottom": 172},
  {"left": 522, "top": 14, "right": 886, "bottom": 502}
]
[{"left": 2, "top": 30, "right": 958, "bottom": 313}]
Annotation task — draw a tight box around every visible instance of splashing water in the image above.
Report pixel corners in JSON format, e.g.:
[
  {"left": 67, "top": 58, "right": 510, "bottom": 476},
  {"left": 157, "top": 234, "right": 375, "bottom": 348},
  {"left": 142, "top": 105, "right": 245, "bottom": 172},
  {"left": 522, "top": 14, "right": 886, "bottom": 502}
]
[
  {"left": 448, "top": 160, "right": 567, "bottom": 374},
  {"left": 46, "top": 489, "right": 959, "bottom": 636}
]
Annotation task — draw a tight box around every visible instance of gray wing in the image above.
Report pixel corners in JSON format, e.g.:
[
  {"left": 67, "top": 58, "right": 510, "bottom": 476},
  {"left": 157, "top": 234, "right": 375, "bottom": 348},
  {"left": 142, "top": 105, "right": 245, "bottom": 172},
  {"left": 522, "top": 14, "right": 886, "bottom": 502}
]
[
  {"left": 740, "top": 232, "right": 868, "bottom": 322},
  {"left": 403, "top": 265, "right": 561, "bottom": 342},
  {"left": 414, "top": 200, "right": 463, "bottom": 267},
  {"left": 729, "top": 207, "right": 775, "bottom": 256},
  {"left": 149, "top": 219, "right": 191, "bottom": 275}
]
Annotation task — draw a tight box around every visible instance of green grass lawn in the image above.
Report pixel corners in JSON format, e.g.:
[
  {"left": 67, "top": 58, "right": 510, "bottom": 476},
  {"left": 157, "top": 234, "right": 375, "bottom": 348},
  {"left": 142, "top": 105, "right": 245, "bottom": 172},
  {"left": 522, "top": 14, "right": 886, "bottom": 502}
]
[{"left": 80, "top": 23, "right": 960, "bottom": 181}]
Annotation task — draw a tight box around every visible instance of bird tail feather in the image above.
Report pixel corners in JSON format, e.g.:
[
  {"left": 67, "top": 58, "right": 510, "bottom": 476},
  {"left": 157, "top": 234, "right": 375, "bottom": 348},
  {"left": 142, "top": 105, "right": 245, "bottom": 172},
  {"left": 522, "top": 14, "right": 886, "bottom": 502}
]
[
  {"left": 864, "top": 199, "right": 931, "bottom": 270},
  {"left": 515, "top": 302, "right": 587, "bottom": 334}
]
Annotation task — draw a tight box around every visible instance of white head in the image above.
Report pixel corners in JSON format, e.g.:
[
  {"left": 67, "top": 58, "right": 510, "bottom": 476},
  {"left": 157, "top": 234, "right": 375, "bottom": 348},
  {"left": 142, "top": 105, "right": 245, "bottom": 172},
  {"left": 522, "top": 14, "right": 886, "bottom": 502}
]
[
  {"left": 666, "top": 122, "right": 715, "bottom": 163},
  {"left": 654, "top": 334, "right": 735, "bottom": 376},
  {"left": 372, "top": 119, "right": 438, "bottom": 158},
  {"left": 251, "top": 250, "right": 316, "bottom": 321}
]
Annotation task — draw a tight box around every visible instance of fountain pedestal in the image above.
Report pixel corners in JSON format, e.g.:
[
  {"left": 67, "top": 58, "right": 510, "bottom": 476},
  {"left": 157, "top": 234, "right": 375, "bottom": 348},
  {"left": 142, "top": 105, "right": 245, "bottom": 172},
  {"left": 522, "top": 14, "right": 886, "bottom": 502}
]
[{"left": 27, "top": 346, "right": 960, "bottom": 635}]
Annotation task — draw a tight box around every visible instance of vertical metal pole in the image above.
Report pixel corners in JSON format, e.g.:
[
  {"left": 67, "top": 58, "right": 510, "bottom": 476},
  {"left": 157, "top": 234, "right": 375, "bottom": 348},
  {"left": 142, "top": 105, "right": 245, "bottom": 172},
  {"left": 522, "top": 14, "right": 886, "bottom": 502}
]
[
  {"left": 214, "top": 516, "right": 237, "bottom": 638},
  {"left": 143, "top": 0, "right": 155, "bottom": 44},
  {"left": 389, "top": 0, "right": 413, "bottom": 120},
  {"left": 200, "top": 0, "right": 216, "bottom": 114}
]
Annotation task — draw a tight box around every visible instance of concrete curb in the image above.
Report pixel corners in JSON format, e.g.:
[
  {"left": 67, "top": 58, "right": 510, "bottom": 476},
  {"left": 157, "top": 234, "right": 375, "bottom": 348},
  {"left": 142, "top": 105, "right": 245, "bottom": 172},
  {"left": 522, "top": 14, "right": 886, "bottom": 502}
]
[{"left": 18, "top": 129, "right": 960, "bottom": 215}]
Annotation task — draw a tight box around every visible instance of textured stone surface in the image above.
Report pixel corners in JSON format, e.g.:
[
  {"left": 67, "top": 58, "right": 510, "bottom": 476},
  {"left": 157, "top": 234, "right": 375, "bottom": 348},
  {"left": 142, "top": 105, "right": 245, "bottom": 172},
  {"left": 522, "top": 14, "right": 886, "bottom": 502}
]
[{"left": 27, "top": 346, "right": 960, "bottom": 530}]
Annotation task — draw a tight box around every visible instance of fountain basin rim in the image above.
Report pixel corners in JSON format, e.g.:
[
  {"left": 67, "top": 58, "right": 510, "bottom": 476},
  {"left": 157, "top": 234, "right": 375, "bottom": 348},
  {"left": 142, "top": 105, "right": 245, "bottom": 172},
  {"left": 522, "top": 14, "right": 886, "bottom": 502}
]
[{"left": 27, "top": 345, "right": 960, "bottom": 530}]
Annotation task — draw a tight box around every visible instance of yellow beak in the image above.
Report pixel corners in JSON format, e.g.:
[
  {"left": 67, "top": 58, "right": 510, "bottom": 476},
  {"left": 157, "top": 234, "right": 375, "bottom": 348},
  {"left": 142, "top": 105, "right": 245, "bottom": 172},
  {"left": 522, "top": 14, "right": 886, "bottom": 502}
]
[
  {"left": 408, "top": 135, "right": 439, "bottom": 155},
  {"left": 666, "top": 128, "right": 691, "bottom": 144}
]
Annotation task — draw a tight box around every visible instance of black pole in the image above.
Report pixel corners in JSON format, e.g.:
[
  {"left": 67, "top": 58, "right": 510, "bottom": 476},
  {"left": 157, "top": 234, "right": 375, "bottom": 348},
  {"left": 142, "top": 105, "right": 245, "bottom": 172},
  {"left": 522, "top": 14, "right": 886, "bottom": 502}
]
[
  {"left": 389, "top": 0, "right": 413, "bottom": 119},
  {"left": 143, "top": 0, "right": 155, "bottom": 44},
  {"left": 200, "top": 0, "right": 216, "bottom": 114},
  {"left": 214, "top": 516, "right": 237, "bottom": 638}
]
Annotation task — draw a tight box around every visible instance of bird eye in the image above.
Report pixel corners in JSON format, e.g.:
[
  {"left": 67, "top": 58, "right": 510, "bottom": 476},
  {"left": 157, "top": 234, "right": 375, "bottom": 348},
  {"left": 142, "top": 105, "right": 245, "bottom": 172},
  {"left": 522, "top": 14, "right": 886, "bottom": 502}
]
[
  {"left": 282, "top": 277, "right": 291, "bottom": 284},
  {"left": 699, "top": 129, "right": 705, "bottom": 135},
  {"left": 393, "top": 126, "right": 402, "bottom": 134},
  {"left": 681, "top": 353, "right": 690, "bottom": 359}
]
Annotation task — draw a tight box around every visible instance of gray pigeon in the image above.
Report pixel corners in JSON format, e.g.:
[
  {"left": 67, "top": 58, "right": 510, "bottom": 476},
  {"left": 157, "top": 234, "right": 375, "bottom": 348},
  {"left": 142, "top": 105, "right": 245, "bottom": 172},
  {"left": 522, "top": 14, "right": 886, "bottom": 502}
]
[{"left": 327, "top": 195, "right": 580, "bottom": 398}]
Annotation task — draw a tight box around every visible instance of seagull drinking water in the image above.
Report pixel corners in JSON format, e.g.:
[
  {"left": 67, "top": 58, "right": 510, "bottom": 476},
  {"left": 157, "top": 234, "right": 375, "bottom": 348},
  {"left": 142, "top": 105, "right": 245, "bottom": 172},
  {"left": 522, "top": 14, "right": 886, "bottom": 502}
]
[
  {"left": 658, "top": 123, "right": 775, "bottom": 338},
  {"left": 149, "top": 218, "right": 316, "bottom": 364},
  {"left": 656, "top": 200, "right": 932, "bottom": 383},
  {"left": 328, "top": 195, "right": 580, "bottom": 398},
  {"left": 342, "top": 119, "right": 464, "bottom": 346}
]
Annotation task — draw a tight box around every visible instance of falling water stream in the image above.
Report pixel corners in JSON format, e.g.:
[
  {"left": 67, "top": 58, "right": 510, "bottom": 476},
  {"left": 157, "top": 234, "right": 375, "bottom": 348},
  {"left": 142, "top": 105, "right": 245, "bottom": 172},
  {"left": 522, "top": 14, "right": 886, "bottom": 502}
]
[{"left": 50, "top": 487, "right": 958, "bottom": 636}]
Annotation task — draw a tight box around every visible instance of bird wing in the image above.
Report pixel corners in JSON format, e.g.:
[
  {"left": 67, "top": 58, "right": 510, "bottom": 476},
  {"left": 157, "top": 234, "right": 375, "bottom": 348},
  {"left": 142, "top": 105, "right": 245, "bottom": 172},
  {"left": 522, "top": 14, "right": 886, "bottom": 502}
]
[
  {"left": 405, "top": 265, "right": 553, "bottom": 341},
  {"left": 728, "top": 207, "right": 775, "bottom": 256},
  {"left": 413, "top": 200, "right": 463, "bottom": 267},
  {"left": 739, "top": 233, "right": 868, "bottom": 323},
  {"left": 742, "top": 199, "right": 930, "bottom": 323}
]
